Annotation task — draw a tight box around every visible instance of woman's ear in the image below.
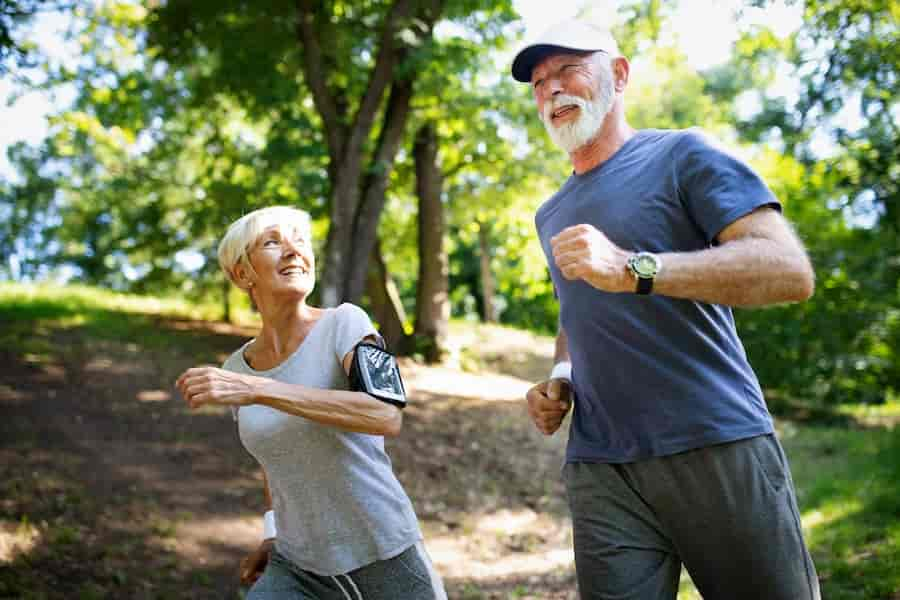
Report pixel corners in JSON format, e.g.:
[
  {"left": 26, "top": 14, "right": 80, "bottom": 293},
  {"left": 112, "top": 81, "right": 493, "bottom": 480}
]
[{"left": 231, "top": 262, "right": 255, "bottom": 291}]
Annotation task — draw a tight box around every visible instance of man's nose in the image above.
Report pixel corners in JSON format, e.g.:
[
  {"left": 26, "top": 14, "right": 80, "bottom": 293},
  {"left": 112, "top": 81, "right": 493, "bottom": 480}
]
[{"left": 549, "top": 77, "right": 564, "bottom": 96}]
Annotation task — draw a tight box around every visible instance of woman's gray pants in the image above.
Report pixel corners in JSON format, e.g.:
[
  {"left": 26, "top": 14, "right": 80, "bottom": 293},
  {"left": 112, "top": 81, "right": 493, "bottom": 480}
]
[{"left": 245, "top": 541, "right": 446, "bottom": 600}]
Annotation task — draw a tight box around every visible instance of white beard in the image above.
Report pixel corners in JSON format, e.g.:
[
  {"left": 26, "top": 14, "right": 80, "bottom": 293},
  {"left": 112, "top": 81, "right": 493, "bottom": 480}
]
[{"left": 540, "top": 76, "right": 615, "bottom": 154}]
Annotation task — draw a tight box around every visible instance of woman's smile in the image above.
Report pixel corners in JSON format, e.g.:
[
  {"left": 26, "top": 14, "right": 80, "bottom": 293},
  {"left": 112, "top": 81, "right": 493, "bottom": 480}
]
[{"left": 278, "top": 264, "right": 309, "bottom": 277}]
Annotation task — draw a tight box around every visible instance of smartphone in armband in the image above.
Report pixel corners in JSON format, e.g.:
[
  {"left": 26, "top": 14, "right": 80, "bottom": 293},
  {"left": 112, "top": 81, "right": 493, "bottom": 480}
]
[{"left": 349, "top": 342, "right": 407, "bottom": 409}]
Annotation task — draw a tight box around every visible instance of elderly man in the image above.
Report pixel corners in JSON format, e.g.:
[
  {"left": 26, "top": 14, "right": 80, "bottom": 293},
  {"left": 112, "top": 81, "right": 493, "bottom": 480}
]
[{"left": 513, "top": 18, "right": 821, "bottom": 600}]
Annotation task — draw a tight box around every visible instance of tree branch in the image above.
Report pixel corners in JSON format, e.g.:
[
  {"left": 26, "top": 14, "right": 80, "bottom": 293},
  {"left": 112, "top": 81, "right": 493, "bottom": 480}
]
[
  {"left": 343, "top": 74, "right": 415, "bottom": 301},
  {"left": 341, "top": 0, "right": 413, "bottom": 165},
  {"left": 296, "top": 0, "right": 343, "bottom": 164}
]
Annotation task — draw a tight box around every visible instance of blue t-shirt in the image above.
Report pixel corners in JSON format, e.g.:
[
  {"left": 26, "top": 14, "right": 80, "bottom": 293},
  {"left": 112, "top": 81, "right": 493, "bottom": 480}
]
[{"left": 535, "top": 128, "right": 777, "bottom": 463}]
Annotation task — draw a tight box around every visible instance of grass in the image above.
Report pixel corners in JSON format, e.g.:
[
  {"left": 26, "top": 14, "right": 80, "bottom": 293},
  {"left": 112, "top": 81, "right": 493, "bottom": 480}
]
[
  {"left": 0, "top": 282, "right": 222, "bottom": 320},
  {"left": 0, "top": 282, "right": 260, "bottom": 339},
  {"left": 834, "top": 399, "right": 900, "bottom": 428},
  {"left": 0, "top": 282, "right": 259, "bottom": 364},
  {"left": 1, "top": 282, "right": 898, "bottom": 599},
  {"left": 784, "top": 424, "right": 900, "bottom": 599}
]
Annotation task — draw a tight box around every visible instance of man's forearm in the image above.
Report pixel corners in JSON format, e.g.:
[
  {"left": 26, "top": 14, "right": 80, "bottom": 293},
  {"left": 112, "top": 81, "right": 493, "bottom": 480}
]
[
  {"left": 654, "top": 236, "right": 814, "bottom": 307},
  {"left": 262, "top": 470, "right": 272, "bottom": 511},
  {"left": 554, "top": 325, "right": 570, "bottom": 364},
  {"left": 549, "top": 326, "right": 572, "bottom": 382}
]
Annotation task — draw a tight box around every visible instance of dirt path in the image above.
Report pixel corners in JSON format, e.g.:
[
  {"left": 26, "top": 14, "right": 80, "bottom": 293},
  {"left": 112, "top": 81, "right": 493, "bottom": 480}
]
[{"left": 0, "top": 317, "right": 577, "bottom": 599}]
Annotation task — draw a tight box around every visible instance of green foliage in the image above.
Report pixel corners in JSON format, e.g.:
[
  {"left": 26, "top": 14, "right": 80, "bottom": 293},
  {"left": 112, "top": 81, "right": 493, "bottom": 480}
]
[
  {"left": 626, "top": 45, "right": 729, "bottom": 133},
  {"left": 0, "top": 282, "right": 257, "bottom": 353},
  {"left": 785, "top": 424, "right": 900, "bottom": 598},
  {"left": 4, "top": 2, "right": 334, "bottom": 300},
  {"left": 733, "top": 149, "right": 899, "bottom": 405},
  {"left": 0, "top": 142, "right": 57, "bottom": 278},
  {"left": 0, "top": 281, "right": 225, "bottom": 320},
  {"left": 0, "top": 0, "right": 68, "bottom": 74},
  {"left": 378, "top": 12, "right": 567, "bottom": 331},
  {"left": 2, "top": 0, "right": 898, "bottom": 405},
  {"left": 719, "top": 0, "right": 900, "bottom": 405}
]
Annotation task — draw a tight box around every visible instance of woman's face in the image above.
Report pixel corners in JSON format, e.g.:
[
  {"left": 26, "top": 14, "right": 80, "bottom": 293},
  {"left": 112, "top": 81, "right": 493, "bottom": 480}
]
[{"left": 246, "top": 223, "right": 315, "bottom": 300}]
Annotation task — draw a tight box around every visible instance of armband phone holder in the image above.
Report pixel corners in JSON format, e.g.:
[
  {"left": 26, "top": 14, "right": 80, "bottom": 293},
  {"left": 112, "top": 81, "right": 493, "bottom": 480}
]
[{"left": 349, "top": 342, "right": 407, "bottom": 408}]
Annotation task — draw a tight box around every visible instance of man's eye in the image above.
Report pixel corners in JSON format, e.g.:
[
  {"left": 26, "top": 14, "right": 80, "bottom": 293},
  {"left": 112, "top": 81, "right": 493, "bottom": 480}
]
[{"left": 533, "top": 79, "right": 544, "bottom": 90}]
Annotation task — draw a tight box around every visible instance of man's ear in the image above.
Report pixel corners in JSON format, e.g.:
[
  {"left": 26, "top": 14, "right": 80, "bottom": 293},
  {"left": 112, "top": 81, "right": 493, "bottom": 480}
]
[{"left": 612, "top": 56, "right": 630, "bottom": 92}]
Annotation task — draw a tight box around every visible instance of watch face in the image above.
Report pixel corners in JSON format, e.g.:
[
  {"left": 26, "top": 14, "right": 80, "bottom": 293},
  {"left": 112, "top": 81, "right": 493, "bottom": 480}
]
[{"left": 631, "top": 253, "right": 659, "bottom": 278}]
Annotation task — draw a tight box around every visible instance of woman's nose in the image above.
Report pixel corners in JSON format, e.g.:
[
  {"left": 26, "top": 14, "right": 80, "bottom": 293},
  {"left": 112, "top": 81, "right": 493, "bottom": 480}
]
[{"left": 282, "top": 238, "right": 300, "bottom": 256}]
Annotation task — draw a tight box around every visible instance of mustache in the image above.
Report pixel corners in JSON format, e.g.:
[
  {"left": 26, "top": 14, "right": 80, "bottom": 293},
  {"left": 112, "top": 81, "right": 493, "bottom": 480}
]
[{"left": 541, "top": 94, "right": 591, "bottom": 123}]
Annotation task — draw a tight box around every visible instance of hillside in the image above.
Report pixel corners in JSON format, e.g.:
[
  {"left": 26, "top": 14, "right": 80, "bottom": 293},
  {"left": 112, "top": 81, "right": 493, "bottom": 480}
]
[{"left": 1, "top": 284, "right": 899, "bottom": 599}]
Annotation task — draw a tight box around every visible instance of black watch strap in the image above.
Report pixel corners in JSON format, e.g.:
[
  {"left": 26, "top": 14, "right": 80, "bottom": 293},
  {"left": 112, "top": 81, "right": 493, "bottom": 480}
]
[{"left": 636, "top": 276, "right": 653, "bottom": 295}]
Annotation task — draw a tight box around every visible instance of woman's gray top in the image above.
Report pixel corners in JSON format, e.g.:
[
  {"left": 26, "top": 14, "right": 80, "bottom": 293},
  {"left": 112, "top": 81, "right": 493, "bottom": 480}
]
[{"left": 223, "top": 303, "right": 422, "bottom": 575}]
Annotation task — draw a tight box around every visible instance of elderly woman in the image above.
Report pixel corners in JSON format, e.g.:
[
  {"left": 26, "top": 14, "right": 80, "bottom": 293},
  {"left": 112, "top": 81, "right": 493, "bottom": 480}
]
[{"left": 176, "top": 206, "right": 446, "bottom": 600}]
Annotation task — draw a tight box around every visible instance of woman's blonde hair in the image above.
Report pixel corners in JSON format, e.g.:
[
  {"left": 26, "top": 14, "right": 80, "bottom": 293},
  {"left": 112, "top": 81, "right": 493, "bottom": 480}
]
[{"left": 217, "top": 206, "right": 312, "bottom": 284}]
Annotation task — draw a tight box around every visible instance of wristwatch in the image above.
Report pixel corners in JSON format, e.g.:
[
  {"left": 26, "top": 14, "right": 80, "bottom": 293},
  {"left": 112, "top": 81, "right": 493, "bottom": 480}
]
[{"left": 627, "top": 252, "right": 662, "bottom": 295}]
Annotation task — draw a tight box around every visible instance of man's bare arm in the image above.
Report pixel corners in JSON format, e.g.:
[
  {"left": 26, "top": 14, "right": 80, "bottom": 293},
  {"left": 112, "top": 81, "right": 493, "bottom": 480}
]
[
  {"left": 554, "top": 321, "right": 570, "bottom": 365},
  {"left": 262, "top": 469, "right": 272, "bottom": 511},
  {"left": 653, "top": 207, "right": 814, "bottom": 307}
]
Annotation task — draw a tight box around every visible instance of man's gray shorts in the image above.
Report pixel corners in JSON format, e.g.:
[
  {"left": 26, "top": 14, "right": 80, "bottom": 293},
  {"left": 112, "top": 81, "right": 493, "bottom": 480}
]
[
  {"left": 564, "top": 434, "right": 821, "bottom": 600},
  {"left": 245, "top": 541, "right": 446, "bottom": 600}
]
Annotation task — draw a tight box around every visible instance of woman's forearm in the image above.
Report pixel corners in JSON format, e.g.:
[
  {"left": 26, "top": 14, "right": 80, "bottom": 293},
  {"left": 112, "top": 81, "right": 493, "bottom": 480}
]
[{"left": 253, "top": 379, "right": 402, "bottom": 436}]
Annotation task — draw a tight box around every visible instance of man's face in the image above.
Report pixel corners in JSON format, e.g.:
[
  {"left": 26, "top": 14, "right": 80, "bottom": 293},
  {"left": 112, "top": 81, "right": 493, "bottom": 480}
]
[{"left": 531, "top": 52, "right": 616, "bottom": 153}]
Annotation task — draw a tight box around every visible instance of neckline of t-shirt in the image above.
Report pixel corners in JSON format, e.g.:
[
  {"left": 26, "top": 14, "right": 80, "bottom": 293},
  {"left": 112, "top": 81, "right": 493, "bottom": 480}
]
[
  {"left": 570, "top": 129, "right": 654, "bottom": 181},
  {"left": 238, "top": 307, "right": 336, "bottom": 375}
]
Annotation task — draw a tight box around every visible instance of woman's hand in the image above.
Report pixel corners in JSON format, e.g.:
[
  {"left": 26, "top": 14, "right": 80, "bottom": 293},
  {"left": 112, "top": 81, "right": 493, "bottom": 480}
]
[
  {"left": 240, "top": 538, "right": 274, "bottom": 586},
  {"left": 175, "top": 366, "right": 262, "bottom": 409}
]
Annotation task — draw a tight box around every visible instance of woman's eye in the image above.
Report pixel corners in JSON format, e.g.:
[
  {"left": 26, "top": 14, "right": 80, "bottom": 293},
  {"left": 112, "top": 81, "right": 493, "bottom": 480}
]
[{"left": 263, "top": 239, "right": 280, "bottom": 247}]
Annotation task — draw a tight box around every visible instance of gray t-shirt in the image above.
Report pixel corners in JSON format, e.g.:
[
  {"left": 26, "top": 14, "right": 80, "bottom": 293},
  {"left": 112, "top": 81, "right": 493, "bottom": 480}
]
[
  {"left": 535, "top": 128, "right": 777, "bottom": 463},
  {"left": 223, "top": 303, "right": 422, "bottom": 575}
]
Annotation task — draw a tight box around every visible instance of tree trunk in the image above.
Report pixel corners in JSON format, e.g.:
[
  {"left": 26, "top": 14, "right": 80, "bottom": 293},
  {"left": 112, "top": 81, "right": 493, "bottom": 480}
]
[
  {"left": 478, "top": 221, "right": 496, "bottom": 322},
  {"left": 319, "top": 185, "right": 358, "bottom": 307},
  {"left": 295, "top": 0, "right": 441, "bottom": 307},
  {"left": 413, "top": 122, "right": 449, "bottom": 363},
  {"left": 365, "top": 240, "right": 408, "bottom": 352},
  {"left": 344, "top": 74, "right": 415, "bottom": 304}
]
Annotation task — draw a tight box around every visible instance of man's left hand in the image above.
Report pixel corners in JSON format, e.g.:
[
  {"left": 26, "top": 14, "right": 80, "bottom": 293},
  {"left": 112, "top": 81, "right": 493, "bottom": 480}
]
[
  {"left": 175, "top": 366, "right": 262, "bottom": 409},
  {"left": 551, "top": 224, "right": 631, "bottom": 292}
]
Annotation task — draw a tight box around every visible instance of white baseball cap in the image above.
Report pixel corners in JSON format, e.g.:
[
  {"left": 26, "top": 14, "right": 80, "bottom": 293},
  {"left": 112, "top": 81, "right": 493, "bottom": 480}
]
[{"left": 511, "top": 19, "right": 621, "bottom": 83}]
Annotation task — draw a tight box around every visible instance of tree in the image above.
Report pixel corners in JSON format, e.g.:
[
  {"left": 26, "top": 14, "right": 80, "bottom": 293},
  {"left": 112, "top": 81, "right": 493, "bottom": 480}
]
[
  {"left": 0, "top": 0, "right": 74, "bottom": 75},
  {"left": 713, "top": 0, "right": 900, "bottom": 404},
  {"left": 412, "top": 122, "right": 448, "bottom": 361},
  {"left": 0, "top": 143, "right": 56, "bottom": 279},
  {"left": 148, "top": 0, "right": 517, "bottom": 308}
]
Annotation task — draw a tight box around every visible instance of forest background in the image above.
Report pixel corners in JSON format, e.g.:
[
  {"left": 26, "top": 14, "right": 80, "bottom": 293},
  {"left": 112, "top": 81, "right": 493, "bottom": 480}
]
[{"left": 2, "top": 0, "right": 898, "bottom": 404}]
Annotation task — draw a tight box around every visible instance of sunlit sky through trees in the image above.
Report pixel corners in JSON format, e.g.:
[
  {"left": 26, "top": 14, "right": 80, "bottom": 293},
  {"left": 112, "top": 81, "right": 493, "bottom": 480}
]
[{"left": 0, "top": 0, "right": 806, "bottom": 181}]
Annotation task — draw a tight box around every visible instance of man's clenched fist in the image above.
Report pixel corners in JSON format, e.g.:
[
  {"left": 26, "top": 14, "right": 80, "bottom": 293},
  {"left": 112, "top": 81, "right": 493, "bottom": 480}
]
[{"left": 527, "top": 378, "right": 572, "bottom": 435}]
